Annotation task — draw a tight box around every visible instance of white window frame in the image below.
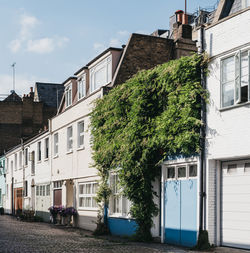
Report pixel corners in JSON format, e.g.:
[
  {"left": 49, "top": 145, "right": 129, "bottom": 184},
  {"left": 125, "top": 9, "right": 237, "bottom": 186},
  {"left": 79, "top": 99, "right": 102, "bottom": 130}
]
[
  {"left": 221, "top": 49, "right": 250, "bottom": 108},
  {"left": 19, "top": 151, "right": 22, "bottom": 169},
  {"left": 24, "top": 148, "right": 28, "bottom": 166},
  {"left": 53, "top": 133, "right": 59, "bottom": 157},
  {"left": 166, "top": 163, "right": 198, "bottom": 181},
  {"left": 78, "top": 182, "right": 98, "bottom": 210},
  {"left": 37, "top": 141, "right": 41, "bottom": 162},
  {"left": 77, "top": 121, "right": 84, "bottom": 149},
  {"left": 65, "top": 84, "right": 72, "bottom": 108},
  {"left": 14, "top": 154, "right": 17, "bottom": 171},
  {"left": 90, "top": 56, "right": 112, "bottom": 93},
  {"left": 44, "top": 137, "right": 49, "bottom": 160},
  {"left": 109, "top": 173, "right": 130, "bottom": 217},
  {"left": 67, "top": 126, "right": 73, "bottom": 152},
  {"left": 78, "top": 74, "right": 86, "bottom": 100}
]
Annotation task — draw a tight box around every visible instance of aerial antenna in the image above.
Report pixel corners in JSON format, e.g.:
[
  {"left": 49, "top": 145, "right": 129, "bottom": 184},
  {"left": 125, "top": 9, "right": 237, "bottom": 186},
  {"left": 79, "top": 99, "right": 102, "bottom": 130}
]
[{"left": 11, "top": 62, "right": 16, "bottom": 92}]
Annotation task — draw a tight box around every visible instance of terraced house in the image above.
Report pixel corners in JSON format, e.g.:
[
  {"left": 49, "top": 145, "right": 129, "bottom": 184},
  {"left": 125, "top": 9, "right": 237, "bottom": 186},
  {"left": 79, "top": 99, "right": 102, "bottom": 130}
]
[{"left": 3, "top": 19, "right": 197, "bottom": 238}]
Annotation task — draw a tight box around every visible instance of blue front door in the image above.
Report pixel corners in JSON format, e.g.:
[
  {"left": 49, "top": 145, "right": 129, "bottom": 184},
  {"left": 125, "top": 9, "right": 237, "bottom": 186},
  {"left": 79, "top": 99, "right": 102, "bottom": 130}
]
[{"left": 164, "top": 179, "right": 197, "bottom": 247}]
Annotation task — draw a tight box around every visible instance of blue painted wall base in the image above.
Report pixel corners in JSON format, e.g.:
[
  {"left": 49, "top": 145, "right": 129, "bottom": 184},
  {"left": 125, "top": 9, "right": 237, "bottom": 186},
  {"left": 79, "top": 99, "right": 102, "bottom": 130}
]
[{"left": 108, "top": 217, "right": 137, "bottom": 237}]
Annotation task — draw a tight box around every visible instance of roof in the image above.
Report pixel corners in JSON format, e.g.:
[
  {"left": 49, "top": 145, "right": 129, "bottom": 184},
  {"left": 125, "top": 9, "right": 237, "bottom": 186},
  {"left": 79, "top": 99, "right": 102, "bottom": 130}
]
[
  {"left": 35, "top": 82, "right": 64, "bottom": 108},
  {"left": 74, "top": 47, "right": 123, "bottom": 75},
  {"left": 3, "top": 91, "right": 22, "bottom": 102}
]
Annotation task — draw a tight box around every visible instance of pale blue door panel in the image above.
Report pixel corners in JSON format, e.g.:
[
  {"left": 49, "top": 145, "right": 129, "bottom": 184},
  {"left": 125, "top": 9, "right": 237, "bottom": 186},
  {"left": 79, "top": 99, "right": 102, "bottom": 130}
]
[
  {"left": 164, "top": 180, "right": 181, "bottom": 245},
  {"left": 180, "top": 179, "right": 197, "bottom": 247}
]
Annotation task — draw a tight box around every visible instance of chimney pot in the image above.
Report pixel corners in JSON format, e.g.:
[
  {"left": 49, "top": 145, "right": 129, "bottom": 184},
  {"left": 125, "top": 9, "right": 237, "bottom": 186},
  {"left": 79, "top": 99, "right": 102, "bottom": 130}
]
[{"left": 175, "top": 10, "right": 184, "bottom": 24}]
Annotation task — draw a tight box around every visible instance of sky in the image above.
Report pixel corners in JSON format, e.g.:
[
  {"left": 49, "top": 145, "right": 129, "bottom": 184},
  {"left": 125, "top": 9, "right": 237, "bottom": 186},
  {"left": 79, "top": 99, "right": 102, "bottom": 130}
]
[{"left": 0, "top": 0, "right": 218, "bottom": 96}]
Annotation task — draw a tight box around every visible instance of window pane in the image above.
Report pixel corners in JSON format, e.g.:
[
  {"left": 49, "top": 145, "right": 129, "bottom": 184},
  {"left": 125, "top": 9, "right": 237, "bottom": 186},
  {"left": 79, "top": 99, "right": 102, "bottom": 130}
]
[
  {"left": 95, "top": 66, "right": 106, "bottom": 89},
  {"left": 222, "top": 81, "right": 234, "bottom": 107},
  {"left": 167, "top": 167, "right": 175, "bottom": 179},
  {"left": 222, "top": 56, "right": 234, "bottom": 83},
  {"left": 178, "top": 167, "right": 186, "bottom": 178},
  {"left": 189, "top": 165, "right": 197, "bottom": 177},
  {"left": 86, "top": 184, "right": 91, "bottom": 194},
  {"left": 36, "top": 186, "right": 39, "bottom": 196},
  {"left": 46, "top": 185, "right": 50, "bottom": 196}
]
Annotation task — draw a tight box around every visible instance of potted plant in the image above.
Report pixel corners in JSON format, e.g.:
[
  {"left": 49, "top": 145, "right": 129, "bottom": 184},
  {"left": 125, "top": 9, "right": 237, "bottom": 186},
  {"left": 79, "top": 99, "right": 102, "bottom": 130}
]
[{"left": 48, "top": 206, "right": 58, "bottom": 224}]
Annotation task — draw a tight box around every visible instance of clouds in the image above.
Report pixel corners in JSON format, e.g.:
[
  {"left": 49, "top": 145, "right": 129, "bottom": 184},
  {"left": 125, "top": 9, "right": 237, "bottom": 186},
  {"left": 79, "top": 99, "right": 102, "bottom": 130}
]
[
  {"left": 0, "top": 73, "right": 38, "bottom": 96},
  {"left": 9, "top": 13, "right": 69, "bottom": 54}
]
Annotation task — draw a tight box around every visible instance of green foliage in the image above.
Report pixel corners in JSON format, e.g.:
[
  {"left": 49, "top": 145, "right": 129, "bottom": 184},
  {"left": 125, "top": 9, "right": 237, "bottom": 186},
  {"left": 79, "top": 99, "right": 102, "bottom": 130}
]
[{"left": 90, "top": 54, "right": 208, "bottom": 240}]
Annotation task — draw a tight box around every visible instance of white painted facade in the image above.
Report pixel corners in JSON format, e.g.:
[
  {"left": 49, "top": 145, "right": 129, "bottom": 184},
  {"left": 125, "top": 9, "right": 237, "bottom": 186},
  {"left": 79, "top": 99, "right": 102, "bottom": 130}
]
[{"left": 205, "top": 7, "right": 250, "bottom": 248}]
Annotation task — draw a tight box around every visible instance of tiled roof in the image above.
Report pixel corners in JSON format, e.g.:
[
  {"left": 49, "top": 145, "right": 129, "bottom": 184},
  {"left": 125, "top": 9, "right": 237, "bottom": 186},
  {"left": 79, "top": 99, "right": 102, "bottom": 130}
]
[
  {"left": 35, "top": 82, "right": 64, "bottom": 108},
  {"left": 3, "top": 91, "right": 22, "bottom": 102}
]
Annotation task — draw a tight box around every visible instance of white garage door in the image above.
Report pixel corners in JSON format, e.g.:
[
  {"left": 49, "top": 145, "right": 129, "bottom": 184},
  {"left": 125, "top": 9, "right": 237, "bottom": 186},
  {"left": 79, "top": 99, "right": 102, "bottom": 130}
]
[{"left": 221, "top": 161, "right": 250, "bottom": 249}]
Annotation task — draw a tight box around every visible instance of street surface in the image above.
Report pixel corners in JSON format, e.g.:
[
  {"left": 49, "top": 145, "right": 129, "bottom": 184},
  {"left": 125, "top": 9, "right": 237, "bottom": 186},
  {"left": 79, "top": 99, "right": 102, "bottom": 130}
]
[{"left": 0, "top": 215, "right": 248, "bottom": 253}]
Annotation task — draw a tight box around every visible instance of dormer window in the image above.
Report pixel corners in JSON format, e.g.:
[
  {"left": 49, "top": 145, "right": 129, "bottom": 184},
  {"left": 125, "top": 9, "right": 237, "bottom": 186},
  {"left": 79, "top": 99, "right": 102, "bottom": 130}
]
[
  {"left": 65, "top": 84, "right": 72, "bottom": 107},
  {"left": 90, "top": 55, "right": 112, "bottom": 93},
  {"left": 78, "top": 74, "right": 86, "bottom": 100}
]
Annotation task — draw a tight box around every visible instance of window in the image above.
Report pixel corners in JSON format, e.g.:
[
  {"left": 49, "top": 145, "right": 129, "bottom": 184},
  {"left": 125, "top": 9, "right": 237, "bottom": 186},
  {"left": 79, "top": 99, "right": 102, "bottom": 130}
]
[
  {"left": 19, "top": 151, "right": 22, "bottom": 169},
  {"left": 77, "top": 121, "right": 84, "bottom": 148},
  {"left": 53, "top": 181, "right": 63, "bottom": 189},
  {"left": 167, "top": 167, "right": 175, "bottom": 179},
  {"left": 54, "top": 133, "right": 58, "bottom": 156},
  {"left": 6, "top": 184, "right": 8, "bottom": 198},
  {"left": 37, "top": 141, "right": 41, "bottom": 162},
  {"left": 67, "top": 126, "right": 73, "bottom": 152},
  {"left": 79, "top": 182, "right": 98, "bottom": 209},
  {"left": 14, "top": 154, "right": 17, "bottom": 171},
  {"left": 24, "top": 148, "right": 28, "bottom": 166},
  {"left": 0, "top": 189, "right": 2, "bottom": 205},
  {"left": 31, "top": 151, "right": 35, "bottom": 175},
  {"left": 189, "top": 165, "right": 197, "bottom": 177},
  {"left": 178, "top": 167, "right": 186, "bottom": 178},
  {"left": 221, "top": 50, "right": 250, "bottom": 108},
  {"left": 78, "top": 74, "right": 86, "bottom": 100},
  {"left": 44, "top": 138, "right": 49, "bottom": 159},
  {"left": 36, "top": 186, "right": 39, "bottom": 196},
  {"left": 11, "top": 161, "right": 13, "bottom": 174},
  {"left": 65, "top": 84, "right": 72, "bottom": 107},
  {"left": 46, "top": 184, "right": 50, "bottom": 196},
  {"left": 24, "top": 180, "right": 28, "bottom": 197},
  {"left": 39, "top": 185, "right": 46, "bottom": 196},
  {"left": 109, "top": 174, "right": 129, "bottom": 216},
  {"left": 90, "top": 56, "right": 112, "bottom": 93}
]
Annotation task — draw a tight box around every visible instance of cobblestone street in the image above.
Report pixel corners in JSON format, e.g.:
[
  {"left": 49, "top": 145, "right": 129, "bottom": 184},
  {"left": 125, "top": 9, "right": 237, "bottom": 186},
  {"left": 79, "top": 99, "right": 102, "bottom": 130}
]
[
  {"left": 0, "top": 215, "right": 187, "bottom": 253},
  {"left": 0, "top": 215, "right": 248, "bottom": 253}
]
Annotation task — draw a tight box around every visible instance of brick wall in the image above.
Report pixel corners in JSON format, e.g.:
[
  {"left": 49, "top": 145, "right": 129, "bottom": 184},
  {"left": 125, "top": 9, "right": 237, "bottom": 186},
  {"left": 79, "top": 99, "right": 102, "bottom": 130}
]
[{"left": 0, "top": 98, "right": 56, "bottom": 155}]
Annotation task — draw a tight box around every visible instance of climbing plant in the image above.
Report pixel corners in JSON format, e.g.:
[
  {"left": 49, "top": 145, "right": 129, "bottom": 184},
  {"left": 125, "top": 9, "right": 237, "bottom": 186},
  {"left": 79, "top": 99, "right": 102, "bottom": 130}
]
[{"left": 90, "top": 53, "right": 208, "bottom": 240}]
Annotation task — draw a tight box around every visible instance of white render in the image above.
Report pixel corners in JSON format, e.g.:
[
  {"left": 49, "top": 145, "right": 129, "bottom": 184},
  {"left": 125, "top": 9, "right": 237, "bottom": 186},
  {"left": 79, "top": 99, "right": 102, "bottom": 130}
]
[{"left": 205, "top": 8, "right": 250, "bottom": 248}]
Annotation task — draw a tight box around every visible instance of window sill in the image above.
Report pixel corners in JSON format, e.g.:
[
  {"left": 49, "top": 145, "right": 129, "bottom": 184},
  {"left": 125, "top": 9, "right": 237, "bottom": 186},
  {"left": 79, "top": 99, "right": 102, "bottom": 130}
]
[
  {"left": 108, "top": 214, "right": 132, "bottom": 219},
  {"left": 37, "top": 160, "right": 41, "bottom": 164},
  {"left": 66, "top": 150, "right": 73, "bottom": 155},
  {"left": 77, "top": 146, "right": 85, "bottom": 151},
  {"left": 53, "top": 155, "right": 59, "bottom": 159},
  {"left": 219, "top": 101, "right": 250, "bottom": 112},
  {"left": 44, "top": 158, "right": 49, "bottom": 162}
]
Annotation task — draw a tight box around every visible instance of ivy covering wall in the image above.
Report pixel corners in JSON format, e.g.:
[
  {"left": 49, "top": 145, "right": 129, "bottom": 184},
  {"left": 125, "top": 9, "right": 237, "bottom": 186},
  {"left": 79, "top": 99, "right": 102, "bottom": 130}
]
[{"left": 90, "top": 54, "right": 207, "bottom": 240}]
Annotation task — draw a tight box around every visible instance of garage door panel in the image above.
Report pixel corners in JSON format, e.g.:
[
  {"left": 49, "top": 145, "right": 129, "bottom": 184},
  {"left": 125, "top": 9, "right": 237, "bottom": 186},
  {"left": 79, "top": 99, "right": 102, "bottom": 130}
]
[
  {"left": 222, "top": 193, "right": 250, "bottom": 202},
  {"left": 222, "top": 211, "right": 250, "bottom": 222},
  {"left": 222, "top": 201, "right": 250, "bottom": 211},
  {"left": 221, "top": 161, "right": 250, "bottom": 249},
  {"left": 222, "top": 220, "right": 250, "bottom": 230},
  {"left": 222, "top": 185, "right": 250, "bottom": 194},
  {"left": 222, "top": 175, "right": 250, "bottom": 185}
]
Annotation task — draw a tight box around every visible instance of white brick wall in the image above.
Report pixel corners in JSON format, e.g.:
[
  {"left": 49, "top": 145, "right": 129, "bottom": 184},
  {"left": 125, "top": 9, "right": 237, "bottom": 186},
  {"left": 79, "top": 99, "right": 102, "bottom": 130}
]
[{"left": 205, "top": 9, "right": 250, "bottom": 246}]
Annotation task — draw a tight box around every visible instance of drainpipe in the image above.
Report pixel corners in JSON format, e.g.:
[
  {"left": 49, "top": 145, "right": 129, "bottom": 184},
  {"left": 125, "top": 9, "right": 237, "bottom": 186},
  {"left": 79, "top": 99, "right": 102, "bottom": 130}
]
[{"left": 199, "top": 25, "right": 206, "bottom": 233}]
